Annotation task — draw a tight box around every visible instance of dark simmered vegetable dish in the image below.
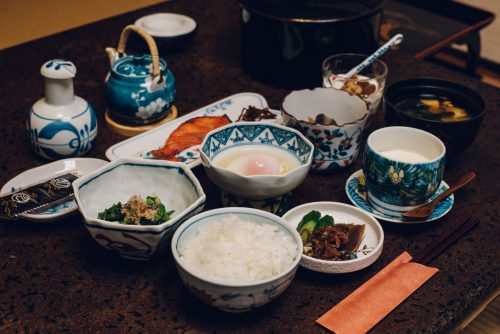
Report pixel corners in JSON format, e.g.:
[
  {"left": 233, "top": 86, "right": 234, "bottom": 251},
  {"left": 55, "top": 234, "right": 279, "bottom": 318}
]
[{"left": 297, "top": 210, "right": 365, "bottom": 261}]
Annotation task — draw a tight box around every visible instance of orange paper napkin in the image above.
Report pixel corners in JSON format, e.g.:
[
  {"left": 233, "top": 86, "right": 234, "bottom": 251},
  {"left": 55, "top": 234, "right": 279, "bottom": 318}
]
[{"left": 317, "top": 251, "right": 439, "bottom": 334}]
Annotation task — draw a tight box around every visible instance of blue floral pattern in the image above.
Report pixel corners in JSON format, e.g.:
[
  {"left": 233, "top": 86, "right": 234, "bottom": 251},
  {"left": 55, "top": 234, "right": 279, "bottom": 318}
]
[
  {"left": 293, "top": 123, "right": 364, "bottom": 171},
  {"left": 202, "top": 124, "right": 312, "bottom": 164},
  {"left": 345, "top": 170, "right": 453, "bottom": 223},
  {"left": 363, "top": 145, "right": 446, "bottom": 206}
]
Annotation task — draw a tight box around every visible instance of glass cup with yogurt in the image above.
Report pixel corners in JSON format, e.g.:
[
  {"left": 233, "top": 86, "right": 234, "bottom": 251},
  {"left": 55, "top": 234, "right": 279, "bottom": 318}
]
[{"left": 322, "top": 54, "right": 388, "bottom": 123}]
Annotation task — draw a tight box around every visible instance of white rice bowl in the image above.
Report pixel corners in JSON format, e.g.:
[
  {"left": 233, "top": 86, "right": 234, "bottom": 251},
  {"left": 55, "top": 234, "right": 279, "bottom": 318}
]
[
  {"left": 171, "top": 207, "right": 302, "bottom": 312},
  {"left": 178, "top": 215, "right": 298, "bottom": 284}
]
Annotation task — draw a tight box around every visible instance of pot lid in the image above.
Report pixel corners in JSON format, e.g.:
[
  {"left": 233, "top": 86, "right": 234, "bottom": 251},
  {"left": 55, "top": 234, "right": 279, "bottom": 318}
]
[
  {"left": 112, "top": 54, "right": 166, "bottom": 78},
  {"left": 240, "top": 0, "right": 383, "bottom": 23}
]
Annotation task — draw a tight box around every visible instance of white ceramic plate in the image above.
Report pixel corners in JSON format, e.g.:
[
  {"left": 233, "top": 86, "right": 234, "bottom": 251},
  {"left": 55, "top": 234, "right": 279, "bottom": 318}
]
[
  {"left": 105, "top": 92, "right": 281, "bottom": 167},
  {"left": 1, "top": 158, "right": 108, "bottom": 222},
  {"left": 135, "top": 13, "right": 197, "bottom": 38},
  {"left": 282, "top": 202, "right": 384, "bottom": 273}
]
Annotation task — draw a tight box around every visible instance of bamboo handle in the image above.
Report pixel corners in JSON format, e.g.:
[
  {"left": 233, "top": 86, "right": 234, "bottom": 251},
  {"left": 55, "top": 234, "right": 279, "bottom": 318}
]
[{"left": 116, "top": 25, "right": 161, "bottom": 78}]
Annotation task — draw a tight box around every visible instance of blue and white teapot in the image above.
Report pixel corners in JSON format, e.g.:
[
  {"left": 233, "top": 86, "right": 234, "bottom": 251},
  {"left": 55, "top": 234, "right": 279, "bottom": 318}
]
[
  {"left": 28, "top": 59, "right": 97, "bottom": 160},
  {"left": 105, "top": 25, "right": 176, "bottom": 125}
]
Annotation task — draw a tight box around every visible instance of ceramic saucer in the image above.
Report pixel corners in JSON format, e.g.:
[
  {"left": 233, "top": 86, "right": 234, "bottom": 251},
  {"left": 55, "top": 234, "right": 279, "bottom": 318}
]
[
  {"left": 345, "top": 169, "right": 454, "bottom": 223},
  {"left": 1, "top": 158, "right": 108, "bottom": 223}
]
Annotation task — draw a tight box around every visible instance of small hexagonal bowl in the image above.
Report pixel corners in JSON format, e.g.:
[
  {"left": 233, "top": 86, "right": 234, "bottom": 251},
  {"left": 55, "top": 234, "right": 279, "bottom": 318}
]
[{"left": 72, "top": 158, "right": 206, "bottom": 260}]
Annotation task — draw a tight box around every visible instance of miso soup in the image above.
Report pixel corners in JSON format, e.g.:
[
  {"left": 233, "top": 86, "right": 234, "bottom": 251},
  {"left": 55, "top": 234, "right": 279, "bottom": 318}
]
[{"left": 395, "top": 96, "right": 471, "bottom": 122}]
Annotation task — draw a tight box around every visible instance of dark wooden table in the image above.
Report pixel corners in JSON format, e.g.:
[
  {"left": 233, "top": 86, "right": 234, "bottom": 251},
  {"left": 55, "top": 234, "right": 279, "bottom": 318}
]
[{"left": 1, "top": 1, "right": 499, "bottom": 333}]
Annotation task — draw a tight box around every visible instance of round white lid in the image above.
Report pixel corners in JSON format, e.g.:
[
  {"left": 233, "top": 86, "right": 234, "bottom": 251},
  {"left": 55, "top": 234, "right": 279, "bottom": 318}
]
[{"left": 135, "top": 13, "right": 197, "bottom": 38}]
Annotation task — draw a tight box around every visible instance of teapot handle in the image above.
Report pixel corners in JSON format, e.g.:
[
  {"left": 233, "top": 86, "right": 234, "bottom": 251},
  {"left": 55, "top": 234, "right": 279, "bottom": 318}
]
[{"left": 116, "top": 25, "right": 162, "bottom": 80}]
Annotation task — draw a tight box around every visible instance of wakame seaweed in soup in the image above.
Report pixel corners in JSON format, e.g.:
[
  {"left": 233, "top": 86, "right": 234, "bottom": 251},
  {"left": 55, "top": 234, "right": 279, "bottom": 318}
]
[{"left": 395, "top": 96, "right": 471, "bottom": 122}]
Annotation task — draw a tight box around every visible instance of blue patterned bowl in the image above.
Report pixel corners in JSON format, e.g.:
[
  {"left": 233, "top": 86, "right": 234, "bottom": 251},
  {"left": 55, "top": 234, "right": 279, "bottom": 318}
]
[
  {"left": 73, "top": 158, "right": 206, "bottom": 261},
  {"left": 200, "top": 122, "right": 314, "bottom": 200},
  {"left": 363, "top": 126, "right": 446, "bottom": 215},
  {"left": 282, "top": 88, "right": 368, "bottom": 171},
  {"left": 171, "top": 207, "right": 302, "bottom": 312}
]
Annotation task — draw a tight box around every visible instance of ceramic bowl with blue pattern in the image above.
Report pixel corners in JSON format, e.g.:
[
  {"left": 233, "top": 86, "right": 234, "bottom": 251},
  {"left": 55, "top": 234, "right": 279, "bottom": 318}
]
[
  {"left": 282, "top": 88, "right": 368, "bottom": 172},
  {"left": 171, "top": 207, "right": 302, "bottom": 312},
  {"left": 363, "top": 126, "right": 446, "bottom": 216},
  {"left": 200, "top": 122, "right": 314, "bottom": 200},
  {"left": 73, "top": 158, "right": 206, "bottom": 261}
]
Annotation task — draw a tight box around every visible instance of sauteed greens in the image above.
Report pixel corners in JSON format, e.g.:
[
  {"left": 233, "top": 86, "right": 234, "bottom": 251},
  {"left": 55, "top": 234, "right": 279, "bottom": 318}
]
[{"left": 98, "top": 195, "right": 174, "bottom": 225}]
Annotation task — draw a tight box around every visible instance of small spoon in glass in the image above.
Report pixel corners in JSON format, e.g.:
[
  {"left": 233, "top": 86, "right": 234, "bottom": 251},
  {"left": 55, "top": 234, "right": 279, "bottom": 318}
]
[{"left": 401, "top": 171, "right": 476, "bottom": 220}]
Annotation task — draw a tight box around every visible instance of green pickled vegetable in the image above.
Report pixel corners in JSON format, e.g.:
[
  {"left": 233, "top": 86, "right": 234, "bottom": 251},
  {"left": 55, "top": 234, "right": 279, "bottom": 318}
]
[
  {"left": 316, "top": 215, "right": 334, "bottom": 229},
  {"left": 296, "top": 210, "right": 335, "bottom": 244},
  {"left": 297, "top": 210, "right": 321, "bottom": 231}
]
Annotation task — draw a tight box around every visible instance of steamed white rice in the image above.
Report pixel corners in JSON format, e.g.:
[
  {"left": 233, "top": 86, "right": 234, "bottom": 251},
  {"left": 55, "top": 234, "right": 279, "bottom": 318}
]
[{"left": 178, "top": 215, "right": 298, "bottom": 284}]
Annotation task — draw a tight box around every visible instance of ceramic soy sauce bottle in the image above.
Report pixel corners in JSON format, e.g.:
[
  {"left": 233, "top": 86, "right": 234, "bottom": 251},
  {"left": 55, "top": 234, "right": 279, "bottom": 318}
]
[{"left": 27, "top": 59, "right": 97, "bottom": 160}]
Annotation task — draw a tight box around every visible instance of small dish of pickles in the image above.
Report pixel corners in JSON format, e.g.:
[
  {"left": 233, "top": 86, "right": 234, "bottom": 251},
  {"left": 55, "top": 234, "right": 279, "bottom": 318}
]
[{"left": 282, "top": 202, "right": 384, "bottom": 273}]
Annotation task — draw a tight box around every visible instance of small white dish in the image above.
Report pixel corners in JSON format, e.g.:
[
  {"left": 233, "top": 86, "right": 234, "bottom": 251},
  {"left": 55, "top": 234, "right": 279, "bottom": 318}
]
[
  {"left": 105, "top": 92, "right": 280, "bottom": 167},
  {"left": 0, "top": 158, "right": 108, "bottom": 223},
  {"left": 135, "top": 13, "right": 197, "bottom": 38},
  {"left": 282, "top": 202, "right": 384, "bottom": 274},
  {"left": 345, "top": 169, "right": 454, "bottom": 224}
]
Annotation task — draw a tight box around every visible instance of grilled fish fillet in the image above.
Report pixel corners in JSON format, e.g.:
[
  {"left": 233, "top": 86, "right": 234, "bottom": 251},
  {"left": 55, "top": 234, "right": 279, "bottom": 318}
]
[{"left": 151, "top": 115, "right": 231, "bottom": 160}]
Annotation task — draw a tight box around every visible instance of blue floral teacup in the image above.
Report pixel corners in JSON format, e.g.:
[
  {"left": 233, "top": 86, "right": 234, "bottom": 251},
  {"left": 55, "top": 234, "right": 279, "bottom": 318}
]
[
  {"left": 363, "top": 126, "right": 446, "bottom": 216},
  {"left": 282, "top": 88, "right": 368, "bottom": 171}
]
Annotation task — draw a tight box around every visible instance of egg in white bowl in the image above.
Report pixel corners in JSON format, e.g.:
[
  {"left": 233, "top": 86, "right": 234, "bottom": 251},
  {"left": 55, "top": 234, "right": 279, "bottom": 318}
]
[{"left": 200, "top": 122, "right": 314, "bottom": 200}]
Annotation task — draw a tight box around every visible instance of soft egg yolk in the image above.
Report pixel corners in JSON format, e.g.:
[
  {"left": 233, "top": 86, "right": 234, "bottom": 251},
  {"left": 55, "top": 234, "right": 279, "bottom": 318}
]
[{"left": 243, "top": 154, "right": 282, "bottom": 176}]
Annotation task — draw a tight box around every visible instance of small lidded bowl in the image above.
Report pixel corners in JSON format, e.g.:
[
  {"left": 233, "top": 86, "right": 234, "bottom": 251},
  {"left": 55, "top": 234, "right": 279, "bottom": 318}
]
[
  {"left": 363, "top": 126, "right": 446, "bottom": 216},
  {"left": 171, "top": 207, "right": 302, "bottom": 312},
  {"left": 282, "top": 88, "right": 368, "bottom": 171},
  {"left": 72, "top": 158, "right": 206, "bottom": 260},
  {"left": 200, "top": 122, "right": 314, "bottom": 201}
]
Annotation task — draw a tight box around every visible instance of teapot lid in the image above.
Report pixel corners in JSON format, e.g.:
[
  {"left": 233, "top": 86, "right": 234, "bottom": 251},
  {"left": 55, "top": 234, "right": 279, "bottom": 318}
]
[
  {"left": 41, "top": 59, "right": 76, "bottom": 79},
  {"left": 112, "top": 54, "right": 166, "bottom": 79}
]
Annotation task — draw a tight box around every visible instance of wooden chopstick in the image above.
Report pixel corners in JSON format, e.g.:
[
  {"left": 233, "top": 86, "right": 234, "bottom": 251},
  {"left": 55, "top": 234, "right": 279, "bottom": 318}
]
[{"left": 412, "top": 217, "right": 479, "bottom": 265}]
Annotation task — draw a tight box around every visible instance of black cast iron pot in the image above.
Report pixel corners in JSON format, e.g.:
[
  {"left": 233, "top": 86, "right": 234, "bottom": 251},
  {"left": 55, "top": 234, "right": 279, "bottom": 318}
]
[{"left": 240, "top": 0, "right": 384, "bottom": 88}]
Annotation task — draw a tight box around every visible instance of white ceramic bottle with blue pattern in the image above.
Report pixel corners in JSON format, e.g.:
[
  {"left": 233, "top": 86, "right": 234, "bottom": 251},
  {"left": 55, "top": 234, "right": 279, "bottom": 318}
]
[{"left": 27, "top": 59, "right": 97, "bottom": 160}]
